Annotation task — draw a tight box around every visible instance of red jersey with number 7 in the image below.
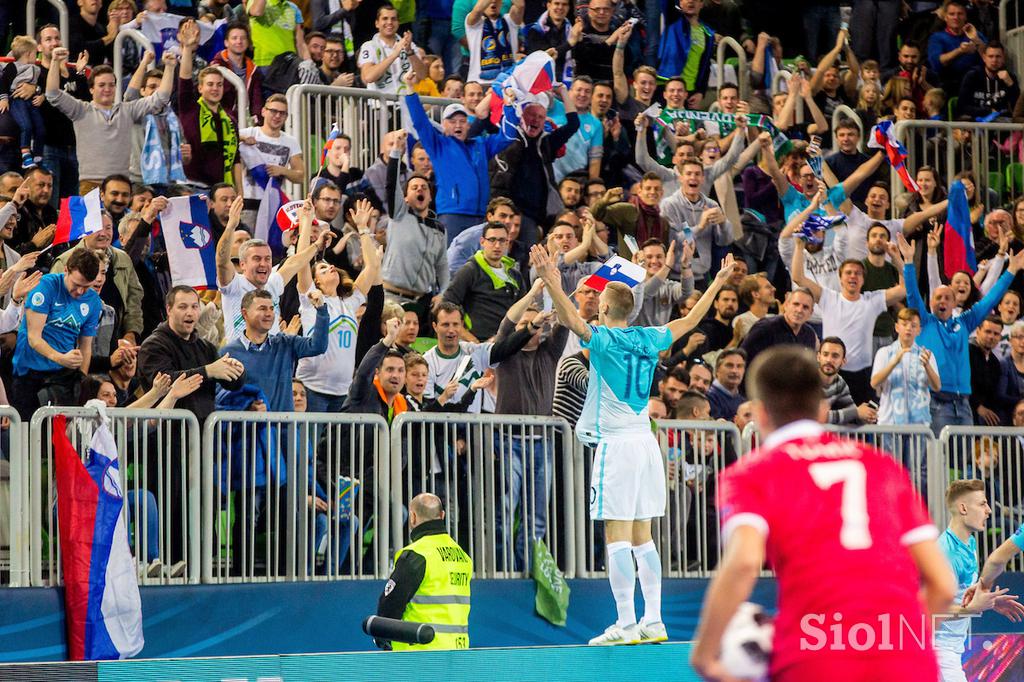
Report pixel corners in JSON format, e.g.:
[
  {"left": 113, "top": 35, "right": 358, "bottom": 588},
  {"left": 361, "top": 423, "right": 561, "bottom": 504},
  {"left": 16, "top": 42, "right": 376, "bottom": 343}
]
[{"left": 717, "top": 421, "right": 939, "bottom": 678}]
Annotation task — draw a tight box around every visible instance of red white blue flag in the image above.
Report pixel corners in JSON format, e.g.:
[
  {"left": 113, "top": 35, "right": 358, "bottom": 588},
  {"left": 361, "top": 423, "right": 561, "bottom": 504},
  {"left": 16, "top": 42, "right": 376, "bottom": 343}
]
[
  {"left": 867, "top": 120, "right": 919, "bottom": 193},
  {"left": 161, "top": 195, "right": 218, "bottom": 290},
  {"left": 583, "top": 256, "right": 646, "bottom": 291},
  {"left": 54, "top": 188, "right": 103, "bottom": 246},
  {"left": 943, "top": 180, "right": 977, "bottom": 279},
  {"left": 320, "top": 123, "right": 340, "bottom": 166},
  {"left": 489, "top": 51, "right": 557, "bottom": 124},
  {"left": 54, "top": 413, "right": 144, "bottom": 661}
]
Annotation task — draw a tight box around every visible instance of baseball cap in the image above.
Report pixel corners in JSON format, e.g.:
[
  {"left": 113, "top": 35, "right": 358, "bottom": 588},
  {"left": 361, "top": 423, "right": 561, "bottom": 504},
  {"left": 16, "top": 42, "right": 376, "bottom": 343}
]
[{"left": 442, "top": 103, "right": 469, "bottom": 119}]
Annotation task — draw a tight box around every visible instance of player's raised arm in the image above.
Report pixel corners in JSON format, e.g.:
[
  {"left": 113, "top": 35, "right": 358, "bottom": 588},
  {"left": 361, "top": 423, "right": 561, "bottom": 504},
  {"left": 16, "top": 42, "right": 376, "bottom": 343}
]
[
  {"left": 979, "top": 534, "right": 1024, "bottom": 592},
  {"left": 690, "top": 525, "right": 765, "bottom": 681},
  {"left": 667, "top": 254, "right": 737, "bottom": 342},
  {"left": 531, "top": 245, "right": 591, "bottom": 343}
]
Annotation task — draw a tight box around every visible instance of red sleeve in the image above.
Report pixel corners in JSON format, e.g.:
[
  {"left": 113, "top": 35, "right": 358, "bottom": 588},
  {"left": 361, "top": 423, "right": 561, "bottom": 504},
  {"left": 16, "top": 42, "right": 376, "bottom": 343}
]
[
  {"left": 883, "top": 455, "right": 937, "bottom": 546},
  {"left": 717, "top": 459, "right": 771, "bottom": 545}
]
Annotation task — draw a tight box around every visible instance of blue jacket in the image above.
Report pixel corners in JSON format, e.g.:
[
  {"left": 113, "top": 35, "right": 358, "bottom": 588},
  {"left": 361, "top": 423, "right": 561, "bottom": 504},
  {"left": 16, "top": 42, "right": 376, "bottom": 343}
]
[
  {"left": 657, "top": 19, "right": 714, "bottom": 93},
  {"left": 905, "top": 263, "right": 1013, "bottom": 394},
  {"left": 404, "top": 92, "right": 513, "bottom": 216},
  {"left": 221, "top": 305, "right": 330, "bottom": 411},
  {"left": 927, "top": 29, "right": 984, "bottom": 81}
]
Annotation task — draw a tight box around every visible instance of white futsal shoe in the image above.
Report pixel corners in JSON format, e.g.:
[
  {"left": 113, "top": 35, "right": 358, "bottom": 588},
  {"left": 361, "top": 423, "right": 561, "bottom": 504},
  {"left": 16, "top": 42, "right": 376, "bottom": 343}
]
[
  {"left": 588, "top": 623, "right": 640, "bottom": 646},
  {"left": 636, "top": 621, "right": 668, "bottom": 644}
]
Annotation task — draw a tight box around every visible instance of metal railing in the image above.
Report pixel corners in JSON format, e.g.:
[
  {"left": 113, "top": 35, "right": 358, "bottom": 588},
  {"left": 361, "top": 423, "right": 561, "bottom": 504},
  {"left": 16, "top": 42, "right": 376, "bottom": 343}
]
[
  {"left": 715, "top": 36, "right": 749, "bottom": 102},
  {"left": 113, "top": 29, "right": 152, "bottom": 104},
  {"left": 202, "top": 412, "right": 390, "bottom": 583},
  {"left": 940, "top": 426, "right": 1024, "bottom": 572},
  {"left": 1009, "top": 26, "right": 1024, "bottom": 87},
  {"left": 1, "top": 409, "right": 26, "bottom": 586},
  {"left": 390, "top": 413, "right": 576, "bottom": 579},
  {"left": 27, "top": 407, "right": 202, "bottom": 587},
  {"left": 285, "top": 84, "right": 455, "bottom": 197},
  {"left": 1001, "top": 0, "right": 1023, "bottom": 39},
  {"left": 26, "top": 0, "right": 69, "bottom": 49},
  {"left": 892, "top": 119, "right": 1021, "bottom": 216},
  {"left": 831, "top": 105, "right": 865, "bottom": 152}
]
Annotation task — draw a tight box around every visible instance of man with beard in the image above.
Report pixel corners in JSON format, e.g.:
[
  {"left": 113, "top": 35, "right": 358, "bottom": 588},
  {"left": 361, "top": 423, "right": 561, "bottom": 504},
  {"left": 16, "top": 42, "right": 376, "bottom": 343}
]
[
  {"left": 818, "top": 337, "right": 877, "bottom": 425},
  {"left": 706, "top": 349, "right": 746, "bottom": 420},
  {"left": 99, "top": 174, "right": 133, "bottom": 237},
  {"left": 298, "top": 33, "right": 357, "bottom": 86},
  {"left": 862, "top": 223, "right": 903, "bottom": 350},
  {"left": 793, "top": 232, "right": 907, "bottom": 405},
  {"left": 693, "top": 285, "right": 739, "bottom": 356},
  {"left": 11, "top": 168, "right": 57, "bottom": 254},
  {"left": 658, "top": 367, "right": 689, "bottom": 413},
  {"left": 687, "top": 360, "right": 713, "bottom": 395}
]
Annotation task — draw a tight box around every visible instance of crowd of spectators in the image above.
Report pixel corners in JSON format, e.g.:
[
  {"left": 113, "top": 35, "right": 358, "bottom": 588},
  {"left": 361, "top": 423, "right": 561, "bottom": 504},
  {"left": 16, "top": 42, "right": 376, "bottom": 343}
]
[{"left": 2, "top": 0, "right": 1024, "bottom": 576}]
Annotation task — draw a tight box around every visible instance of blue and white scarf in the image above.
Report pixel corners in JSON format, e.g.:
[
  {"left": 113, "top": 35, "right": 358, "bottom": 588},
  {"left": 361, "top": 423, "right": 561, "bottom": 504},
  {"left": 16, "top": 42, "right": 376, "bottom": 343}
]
[{"left": 140, "top": 110, "right": 185, "bottom": 185}]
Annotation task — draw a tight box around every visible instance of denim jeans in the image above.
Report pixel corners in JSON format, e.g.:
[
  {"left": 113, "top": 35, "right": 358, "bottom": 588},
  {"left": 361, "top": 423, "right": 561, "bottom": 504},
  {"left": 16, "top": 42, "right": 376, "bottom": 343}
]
[
  {"left": 414, "top": 16, "right": 462, "bottom": 76},
  {"left": 125, "top": 489, "right": 160, "bottom": 563},
  {"left": 493, "top": 434, "right": 554, "bottom": 572},
  {"left": 439, "top": 213, "right": 484, "bottom": 246},
  {"left": 305, "top": 388, "right": 346, "bottom": 414},
  {"left": 9, "top": 99, "right": 44, "bottom": 156},
  {"left": 314, "top": 512, "right": 360, "bottom": 575},
  {"left": 643, "top": 0, "right": 664, "bottom": 66},
  {"left": 802, "top": 4, "right": 842, "bottom": 61},
  {"left": 929, "top": 391, "right": 973, "bottom": 437},
  {"left": 42, "top": 145, "right": 80, "bottom": 208}
]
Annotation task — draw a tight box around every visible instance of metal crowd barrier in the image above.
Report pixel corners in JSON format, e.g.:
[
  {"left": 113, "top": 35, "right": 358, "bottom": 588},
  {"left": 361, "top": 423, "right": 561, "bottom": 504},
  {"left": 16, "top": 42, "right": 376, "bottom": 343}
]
[
  {"left": 573, "top": 420, "right": 740, "bottom": 579},
  {"left": 1001, "top": 0, "right": 1023, "bottom": 39},
  {"left": 285, "top": 84, "right": 455, "bottom": 197},
  {"left": 202, "top": 412, "right": 390, "bottom": 583},
  {"left": 27, "top": 407, "right": 201, "bottom": 587},
  {"left": 26, "top": 0, "right": 69, "bottom": 49},
  {"left": 1008, "top": 26, "right": 1024, "bottom": 86},
  {"left": 831, "top": 105, "right": 865, "bottom": 151},
  {"left": 940, "top": 426, "right": 1024, "bottom": 573},
  {"left": 390, "top": 413, "right": 575, "bottom": 579},
  {"left": 1, "top": 409, "right": 26, "bottom": 586},
  {"left": 892, "top": 119, "right": 1021, "bottom": 215},
  {"left": 715, "top": 36, "right": 749, "bottom": 102}
]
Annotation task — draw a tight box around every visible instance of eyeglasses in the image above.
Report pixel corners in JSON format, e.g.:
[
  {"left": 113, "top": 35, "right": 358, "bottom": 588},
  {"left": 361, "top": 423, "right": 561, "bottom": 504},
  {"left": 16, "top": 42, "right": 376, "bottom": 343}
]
[
  {"left": 482, "top": 237, "right": 509, "bottom": 244},
  {"left": 323, "top": 48, "right": 342, "bottom": 54},
  {"left": 590, "top": 6, "right": 612, "bottom": 12},
  {"left": 318, "top": 197, "right": 342, "bottom": 205},
  {"left": 264, "top": 108, "right": 288, "bottom": 116}
]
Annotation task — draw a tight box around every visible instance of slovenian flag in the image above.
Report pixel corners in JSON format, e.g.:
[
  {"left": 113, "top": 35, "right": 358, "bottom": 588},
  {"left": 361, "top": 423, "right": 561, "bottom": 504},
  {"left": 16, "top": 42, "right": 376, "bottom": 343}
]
[
  {"left": 320, "top": 123, "right": 340, "bottom": 166},
  {"left": 54, "top": 188, "right": 103, "bottom": 246},
  {"left": 583, "top": 256, "right": 647, "bottom": 291},
  {"left": 867, "top": 120, "right": 919, "bottom": 193},
  {"left": 943, "top": 180, "right": 977, "bottom": 279},
  {"left": 54, "top": 411, "right": 144, "bottom": 661},
  {"left": 239, "top": 143, "right": 289, "bottom": 257},
  {"left": 161, "top": 195, "right": 218, "bottom": 290},
  {"left": 122, "top": 12, "right": 226, "bottom": 62}
]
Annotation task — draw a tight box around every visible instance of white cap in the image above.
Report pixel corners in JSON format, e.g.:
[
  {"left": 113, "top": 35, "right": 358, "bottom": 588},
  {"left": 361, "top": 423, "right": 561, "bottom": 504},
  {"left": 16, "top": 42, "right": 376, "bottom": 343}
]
[{"left": 442, "top": 103, "right": 470, "bottom": 119}]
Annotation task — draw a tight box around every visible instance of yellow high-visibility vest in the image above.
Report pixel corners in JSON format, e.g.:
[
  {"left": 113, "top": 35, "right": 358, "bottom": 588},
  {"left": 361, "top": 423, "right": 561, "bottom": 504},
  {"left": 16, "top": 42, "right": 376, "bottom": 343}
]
[{"left": 391, "top": 532, "right": 472, "bottom": 651}]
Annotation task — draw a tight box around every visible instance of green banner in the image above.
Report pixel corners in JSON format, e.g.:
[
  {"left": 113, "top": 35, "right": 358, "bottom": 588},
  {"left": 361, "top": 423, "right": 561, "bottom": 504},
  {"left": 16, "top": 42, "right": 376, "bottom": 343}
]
[{"left": 532, "top": 539, "right": 570, "bottom": 626}]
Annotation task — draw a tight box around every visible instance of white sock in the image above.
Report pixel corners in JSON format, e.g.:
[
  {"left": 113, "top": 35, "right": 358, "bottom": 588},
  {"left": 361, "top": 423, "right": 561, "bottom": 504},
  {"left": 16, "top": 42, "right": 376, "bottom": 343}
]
[
  {"left": 606, "top": 541, "right": 637, "bottom": 627},
  {"left": 632, "top": 541, "right": 662, "bottom": 625}
]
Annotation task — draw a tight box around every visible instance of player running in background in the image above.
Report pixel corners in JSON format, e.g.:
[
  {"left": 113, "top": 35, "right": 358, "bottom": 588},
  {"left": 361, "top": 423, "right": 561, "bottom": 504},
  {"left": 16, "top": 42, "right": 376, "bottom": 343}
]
[
  {"left": 690, "top": 345, "right": 956, "bottom": 681},
  {"left": 934, "top": 480, "right": 1024, "bottom": 682},
  {"left": 532, "top": 244, "right": 737, "bottom": 646}
]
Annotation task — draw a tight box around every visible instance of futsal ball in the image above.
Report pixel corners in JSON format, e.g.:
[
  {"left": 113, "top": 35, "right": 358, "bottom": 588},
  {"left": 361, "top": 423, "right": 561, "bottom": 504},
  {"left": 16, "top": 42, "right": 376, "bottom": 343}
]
[{"left": 719, "top": 602, "right": 774, "bottom": 680}]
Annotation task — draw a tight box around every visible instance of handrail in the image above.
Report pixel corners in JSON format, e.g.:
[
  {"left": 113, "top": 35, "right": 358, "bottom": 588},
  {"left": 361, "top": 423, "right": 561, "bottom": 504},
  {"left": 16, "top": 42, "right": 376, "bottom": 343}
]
[
  {"left": 715, "top": 36, "right": 749, "bottom": 102},
  {"left": 831, "top": 104, "right": 865, "bottom": 152},
  {"left": 770, "top": 69, "right": 803, "bottom": 123},
  {"left": 1001, "top": 0, "right": 1018, "bottom": 39},
  {"left": 26, "top": 0, "right": 69, "bottom": 49},
  {"left": 214, "top": 65, "right": 250, "bottom": 128},
  {"left": 1007, "top": 26, "right": 1024, "bottom": 85},
  {"left": 113, "top": 29, "right": 152, "bottom": 103}
]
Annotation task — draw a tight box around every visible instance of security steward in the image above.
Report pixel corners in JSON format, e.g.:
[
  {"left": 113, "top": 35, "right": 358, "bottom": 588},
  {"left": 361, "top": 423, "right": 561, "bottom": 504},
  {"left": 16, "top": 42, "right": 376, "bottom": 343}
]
[{"left": 375, "top": 493, "right": 473, "bottom": 650}]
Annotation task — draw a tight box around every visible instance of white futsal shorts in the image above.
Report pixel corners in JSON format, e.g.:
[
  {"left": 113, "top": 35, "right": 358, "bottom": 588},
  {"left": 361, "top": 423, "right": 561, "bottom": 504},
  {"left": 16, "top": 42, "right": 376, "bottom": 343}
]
[
  {"left": 936, "top": 647, "right": 967, "bottom": 682},
  {"left": 589, "top": 432, "right": 666, "bottom": 521}
]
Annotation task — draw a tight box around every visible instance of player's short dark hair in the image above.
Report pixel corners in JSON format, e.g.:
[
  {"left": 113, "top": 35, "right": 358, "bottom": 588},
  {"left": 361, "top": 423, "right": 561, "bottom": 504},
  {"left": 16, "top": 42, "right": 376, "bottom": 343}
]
[
  {"left": 66, "top": 249, "right": 101, "bottom": 281},
  {"left": 715, "top": 348, "right": 747, "bottom": 370},
  {"left": 432, "top": 300, "right": 464, "bottom": 322},
  {"left": 241, "top": 288, "right": 273, "bottom": 310},
  {"left": 747, "top": 346, "right": 823, "bottom": 427},
  {"left": 946, "top": 479, "right": 985, "bottom": 510},
  {"left": 820, "top": 336, "right": 847, "bottom": 356},
  {"left": 165, "top": 285, "right": 199, "bottom": 308},
  {"left": 676, "top": 390, "right": 709, "bottom": 419}
]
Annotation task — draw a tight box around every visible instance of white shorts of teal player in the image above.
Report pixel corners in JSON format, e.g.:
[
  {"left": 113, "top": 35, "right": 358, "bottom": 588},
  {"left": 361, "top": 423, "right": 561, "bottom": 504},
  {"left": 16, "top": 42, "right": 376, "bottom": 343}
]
[{"left": 590, "top": 433, "right": 667, "bottom": 522}]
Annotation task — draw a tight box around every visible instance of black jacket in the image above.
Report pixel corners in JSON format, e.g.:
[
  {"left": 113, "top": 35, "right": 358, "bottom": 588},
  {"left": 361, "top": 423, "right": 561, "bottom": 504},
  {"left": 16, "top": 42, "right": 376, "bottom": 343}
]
[
  {"left": 137, "top": 322, "right": 247, "bottom": 425},
  {"left": 443, "top": 259, "right": 526, "bottom": 341}
]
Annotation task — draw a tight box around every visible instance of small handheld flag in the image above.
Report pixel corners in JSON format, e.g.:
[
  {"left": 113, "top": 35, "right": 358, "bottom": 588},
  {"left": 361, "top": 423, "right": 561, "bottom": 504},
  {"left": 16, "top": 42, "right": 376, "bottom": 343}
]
[
  {"left": 798, "top": 213, "right": 846, "bottom": 246},
  {"left": 942, "top": 180, "right": 977, "bottom": 278},
  {"left": 868, "top": 120, "right": 919, "bottom": 193},
  {"left": 583, "top": 256, "right": 647, "bottom": 291},
  {"left": 320, "top": 123, "right": 340, "bottom": 167},
  {"left": 161, "top": 195, "right": 218, "bottom": 290},
  {"left": 54, "top": 188, "right": 103, "bottom": 246}
]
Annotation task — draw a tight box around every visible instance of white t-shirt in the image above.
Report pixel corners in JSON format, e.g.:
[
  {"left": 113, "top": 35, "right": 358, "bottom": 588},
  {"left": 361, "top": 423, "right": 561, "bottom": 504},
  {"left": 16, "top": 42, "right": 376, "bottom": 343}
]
[
  {"left": 357, "top": 34, "right": 419, "bottom": 94},
  {"left": 732, "top": 310, "right": 774, "bottom": 343},
  {"left": 779, "top": 235, "right": 844, "bottom": 325},
  {"left": 294, "top": 287, "right": 367, "bottom": 397},
  {"left": 465, "top": 13, "right": 521, "bottom": 83},
  {"left": 220, "top": 271, "right": 285, "bottom": 343},
  {"left": 238, "top": 127, "right": 302, "bottom": 199},
  {"left": 424, "top": 340, "right": 497, "bottom": 413},
  {"left": 834, "top": 206, "right": 905, "bottom": 261},
  {"left": 819, "top": 288, "right": 888, "bottom": 372}
]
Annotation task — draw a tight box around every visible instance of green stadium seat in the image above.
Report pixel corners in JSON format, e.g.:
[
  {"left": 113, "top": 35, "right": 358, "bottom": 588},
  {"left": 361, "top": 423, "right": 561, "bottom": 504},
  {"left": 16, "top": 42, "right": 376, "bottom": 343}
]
[{"left": 1007, "top": 163, "right": 1024, "bottom": 196}]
